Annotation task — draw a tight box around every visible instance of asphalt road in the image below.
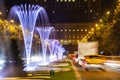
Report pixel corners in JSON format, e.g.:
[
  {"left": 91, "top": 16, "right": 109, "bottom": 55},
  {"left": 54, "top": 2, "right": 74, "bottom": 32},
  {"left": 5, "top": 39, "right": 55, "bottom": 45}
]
[{"left": 75, "top": 63, "right": 120, "bottom": 80}]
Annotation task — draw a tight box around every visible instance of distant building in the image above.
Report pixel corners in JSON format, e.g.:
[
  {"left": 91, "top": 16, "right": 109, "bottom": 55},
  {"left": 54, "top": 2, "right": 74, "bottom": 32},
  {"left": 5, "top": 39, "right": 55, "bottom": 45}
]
[{"left": 51, "top": 23, "right": 94, "bottom": 44}]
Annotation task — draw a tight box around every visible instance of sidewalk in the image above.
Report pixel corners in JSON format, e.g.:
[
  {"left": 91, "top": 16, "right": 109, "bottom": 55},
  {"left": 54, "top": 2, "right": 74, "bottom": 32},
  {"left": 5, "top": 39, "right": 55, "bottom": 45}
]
[{"left": 70, "top": 60, "right": 82, "bottom": 80}]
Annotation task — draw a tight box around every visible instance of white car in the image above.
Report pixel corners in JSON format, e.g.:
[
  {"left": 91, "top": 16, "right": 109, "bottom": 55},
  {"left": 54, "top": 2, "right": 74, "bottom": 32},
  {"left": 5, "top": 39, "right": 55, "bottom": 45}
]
[{"left": 104, "top": 56, "right": 120, "bottom": 70}]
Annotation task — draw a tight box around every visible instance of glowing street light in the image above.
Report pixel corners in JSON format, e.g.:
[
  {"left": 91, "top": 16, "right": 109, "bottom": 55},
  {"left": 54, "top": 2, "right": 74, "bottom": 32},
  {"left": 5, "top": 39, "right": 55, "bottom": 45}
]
[
  {"left": 95, "top": 23, "right": 98, "bottom": 27},
  {"left": 10, "top": 20, "right": 14, "bottom": 23},
  {"left": 0, "top": 12, "right": 2, "bottom": 15},
  {"left": 106, "top": 11, "right": 110, "bottom": 15},
  {"left": 99, "top": 19, "right": 103, "bottom": 22},
  {"left": 91, "top": 28, "right": 94, "bottom": 31}
]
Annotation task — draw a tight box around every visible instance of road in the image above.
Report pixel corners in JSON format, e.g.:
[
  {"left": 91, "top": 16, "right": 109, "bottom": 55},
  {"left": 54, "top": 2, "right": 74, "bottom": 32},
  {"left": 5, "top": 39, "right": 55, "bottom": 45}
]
[{"left": 75, "top": 63, "right": 120, "bottom": 80}]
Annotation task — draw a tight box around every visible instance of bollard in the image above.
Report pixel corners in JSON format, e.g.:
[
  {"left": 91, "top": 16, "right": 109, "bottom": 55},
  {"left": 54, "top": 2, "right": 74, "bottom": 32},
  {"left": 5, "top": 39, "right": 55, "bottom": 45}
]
[{"left": 50, "top": 70, "right": 54, "bottom": 75}]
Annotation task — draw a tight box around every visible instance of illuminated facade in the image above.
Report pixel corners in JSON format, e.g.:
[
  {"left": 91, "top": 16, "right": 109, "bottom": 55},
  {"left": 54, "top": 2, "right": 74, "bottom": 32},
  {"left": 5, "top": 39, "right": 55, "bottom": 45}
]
[{"left": 51, "top": 23, "right": 94, "bottom": 45}]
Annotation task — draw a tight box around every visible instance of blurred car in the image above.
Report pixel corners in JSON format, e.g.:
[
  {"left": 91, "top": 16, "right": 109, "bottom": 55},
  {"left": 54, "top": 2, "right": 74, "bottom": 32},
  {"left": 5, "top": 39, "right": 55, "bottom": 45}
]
[
  {"left": 104, "top": 56, "right": 120, "bottom": 70},
  {"left": 78, "top": 55, "right": 106, "bottom": 68}
]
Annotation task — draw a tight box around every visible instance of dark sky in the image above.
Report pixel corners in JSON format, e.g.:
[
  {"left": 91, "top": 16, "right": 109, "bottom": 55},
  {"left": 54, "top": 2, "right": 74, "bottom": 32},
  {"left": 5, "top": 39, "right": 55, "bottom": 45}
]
[
  {"left": 4, "top": 0, "right": 30, "bottom": 8},
  {"left": 2, "top": 0, "right": 116, "bottom": 22},
  {"left": 101, "top": 0, "right": 116, "bottom": 10},
  {"left": 4, "top": 0, "right": 115, "bottom": 9}
]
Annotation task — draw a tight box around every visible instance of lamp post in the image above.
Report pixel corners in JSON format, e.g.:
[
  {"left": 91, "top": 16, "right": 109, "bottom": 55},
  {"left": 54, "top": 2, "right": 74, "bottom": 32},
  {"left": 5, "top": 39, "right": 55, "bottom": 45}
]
[
  {"left": 0, "top": 11, "right": 2, "bottom": 15},
  {"left": 106, "top": 11, "right": 110, "bottom": 15},
  {"left": 10, "top": 19, "right": 14, "bottom": 23},
  {"left": 0, "top": 11, "right": 2, "bottom": 19}
]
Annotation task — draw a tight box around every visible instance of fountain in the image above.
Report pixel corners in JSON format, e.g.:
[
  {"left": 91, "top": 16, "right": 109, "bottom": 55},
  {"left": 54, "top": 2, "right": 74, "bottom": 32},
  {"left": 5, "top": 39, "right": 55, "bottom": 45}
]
[
  {"left": 36, "top": 27, "right": 55, "bottom": 65},
  {"left": 8, "top": 4, "right": 50, "bottom": 70},
  {"left": 48, "top": 39, "right": 65, "bottom": 62},
  {"left": 8, "top": 4, "right": 65, "bottom": 71}
]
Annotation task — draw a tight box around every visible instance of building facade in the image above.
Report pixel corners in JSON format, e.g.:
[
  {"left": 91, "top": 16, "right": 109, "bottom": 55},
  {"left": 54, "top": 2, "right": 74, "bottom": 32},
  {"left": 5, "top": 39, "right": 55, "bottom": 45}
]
[{"left": 51, "top": 23, "right": 94, "bottom": 44}]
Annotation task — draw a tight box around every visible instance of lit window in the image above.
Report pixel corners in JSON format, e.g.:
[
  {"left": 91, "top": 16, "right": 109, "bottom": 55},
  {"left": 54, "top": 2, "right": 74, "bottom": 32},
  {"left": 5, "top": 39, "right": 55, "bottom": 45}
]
[
  {"left": 77, "top": 40, "right": 79, "bottom": 42},
  {"left": 68, "top": 0, "right": 71, "bottom": 2},
  {"left": 57, "top": 29, "right": 59, "bottom": 32},
  {"left": 65, "top": 40, "right": 67, "bottom": 43},
  {"left": 90, "top": 10, "right": 93, "bottom": 13},
  {"left": 69, "top": 40, "right": 71, "bottom": 42},
  {"left": 81, "top": 29, "right": 83, "bottom": 31},
  {"left": 69, "top": 29, "right": 71, "bottom": 31},
  {"left": 64, "top": 0, "right": 67, "bottom": 2},
  {"left": 93, "top": 0, "right": 96, "bottom": 1},
  {"left": 6, "top": 10, "right": 8, "bottom": 12},
  {"left": 44, "top": 0, "right": 47, "bottom": 2},
  {"left": 60, "top": 40, "right": 63, "bottom": 42},
  {"left": 73, "top": 29, "right": 75, "bottom": 31},
  {"left": 85, "top": 29, "right": 87, "bottom": 31},
  {"left": 72, "top": 0, "right": 75, "bottom": 2},
  {"left": 60, "top": 0, "right": 63, "bottom": 2},
  {"left": 52, "top": 11, "right": 55, "bottom": 13},
  {"left": 77, "top": 29, "right": 79, "bottom": 31},
  {"left": 61, "top": 29, "right": 63, "bottom": 31},
  {"left": 56, "top": 0, "right": 59, "bottom": 2},
  {"left": 65, "top": 29, "right": 67, "bottom": 31},
  {"left": 84, "top": 0, "right": 87, "bottom": 1},
  {"left": 85, "top": 10, "right": 87, "bottom": 13}
]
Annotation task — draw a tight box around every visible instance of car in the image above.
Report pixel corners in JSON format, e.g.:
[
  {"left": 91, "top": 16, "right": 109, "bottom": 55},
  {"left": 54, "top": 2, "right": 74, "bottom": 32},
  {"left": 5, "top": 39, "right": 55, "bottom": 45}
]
[
  {"left": 78, "top": 55, "right": 106, "bottom": 69},
  {"left": 104, "top": 56, "right": 120, "bottom": 70}
]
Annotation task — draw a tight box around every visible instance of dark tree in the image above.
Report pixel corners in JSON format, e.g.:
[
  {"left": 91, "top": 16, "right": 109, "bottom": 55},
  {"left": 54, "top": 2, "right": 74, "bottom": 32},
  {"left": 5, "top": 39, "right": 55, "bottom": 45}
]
[{"left": 2, "top": 39, "right": 27, "bottom": 77}]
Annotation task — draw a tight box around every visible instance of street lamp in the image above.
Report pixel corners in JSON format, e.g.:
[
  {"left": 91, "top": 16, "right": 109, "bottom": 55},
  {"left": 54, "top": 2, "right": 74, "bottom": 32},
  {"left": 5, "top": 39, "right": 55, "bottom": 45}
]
[
  {"left": 91, "top": 28, "right": 94, "bottom": 31},
  {"left": 0, "top": 12, "right": 2, "bottom": 15},
  {"left": 99, "top": 19, "right": 103, "bottom": 23},
  {"left": 0, "top": 11, "right": 2, "bottom": 19},
  {"left": 10, "top": 19, "right": 14, "bottom": 23},
  {"left": 95, "top": 23, "right": 98, "bottom": 27},
  {"left": 106, "top": 11, "right": 110, "bottom": 15}
]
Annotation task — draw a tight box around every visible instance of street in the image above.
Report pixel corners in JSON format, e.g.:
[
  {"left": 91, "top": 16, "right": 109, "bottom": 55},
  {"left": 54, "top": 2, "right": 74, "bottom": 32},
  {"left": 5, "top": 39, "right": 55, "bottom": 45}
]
[{"left": 74, "top": 63, "right": 120, "bottom": 80}]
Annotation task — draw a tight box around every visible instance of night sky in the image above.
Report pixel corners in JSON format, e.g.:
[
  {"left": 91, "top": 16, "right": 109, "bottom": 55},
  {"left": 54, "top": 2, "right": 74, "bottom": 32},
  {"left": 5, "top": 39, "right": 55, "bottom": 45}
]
[
  {"left": 2, "top": 0, "right": 116, "bottom": 22},
  {"left": 4, "top": 0, "right": 30, "bottom": 9},
  {"left": 101, "top": 0, "right": 116, "bottom": 10},
  {"left": 4, "top": 0, "right": 115, "bottom": 11}
]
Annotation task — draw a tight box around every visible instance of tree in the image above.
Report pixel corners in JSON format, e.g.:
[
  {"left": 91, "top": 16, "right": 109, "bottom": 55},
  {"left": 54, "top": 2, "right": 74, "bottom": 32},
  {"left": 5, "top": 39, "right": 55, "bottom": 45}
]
[{"left": 2, "top": 38, "right": 27, "bottom": 77}]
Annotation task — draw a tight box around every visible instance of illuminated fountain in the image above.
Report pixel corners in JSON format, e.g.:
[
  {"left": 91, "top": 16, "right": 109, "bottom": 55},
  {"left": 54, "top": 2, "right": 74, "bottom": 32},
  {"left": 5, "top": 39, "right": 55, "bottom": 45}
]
[
  {"left": 36, "top": 27, "right": 65, "bottom": 65},
  {"left": 8, "top": 4, "right": 65, "bottom": 71},
  {"left": 48, "top": 39, "right": 65, "bottom": 62},
  {"left": 36, "top": 27, "right": 55, "bottom": 65},
  {"left": 8, "top": 4, "right": 50, "bottom": 70}
]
